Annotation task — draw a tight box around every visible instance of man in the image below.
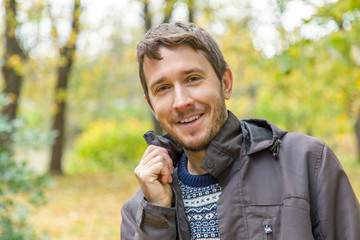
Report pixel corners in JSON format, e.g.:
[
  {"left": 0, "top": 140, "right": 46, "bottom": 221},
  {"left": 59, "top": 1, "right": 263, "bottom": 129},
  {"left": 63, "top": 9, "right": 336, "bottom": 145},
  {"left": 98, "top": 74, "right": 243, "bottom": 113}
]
[{"left": 121, "top": 21, "right": 360, "bottom": 240}]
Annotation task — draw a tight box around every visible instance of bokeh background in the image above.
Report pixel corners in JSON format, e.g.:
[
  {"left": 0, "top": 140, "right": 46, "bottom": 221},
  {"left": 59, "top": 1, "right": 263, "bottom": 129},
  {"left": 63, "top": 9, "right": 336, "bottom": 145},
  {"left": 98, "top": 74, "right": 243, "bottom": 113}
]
[{"left": 0, "top": 0, "right": 359, "bottom": 239}]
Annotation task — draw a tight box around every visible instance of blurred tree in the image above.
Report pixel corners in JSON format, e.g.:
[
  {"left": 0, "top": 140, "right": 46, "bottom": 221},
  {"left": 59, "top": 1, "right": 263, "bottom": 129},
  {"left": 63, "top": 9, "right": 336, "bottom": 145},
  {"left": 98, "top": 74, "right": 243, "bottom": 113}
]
[
  {"left": 187, "top": 0, "right": 195, "bottom": 22},
  {"left": 50, "top": 0, "right": 82, "bottom": 174},
  {"left": 212, "top": 0, "right": 360, "bottom": 160},
  {"left": 276, "top": 0, "right": 360, "bottom": 159},
  {"left": 163, "top": 0, "right": 177, "bottom": 24},
  {"left": 1, "top": 0, "right": 27, "bottom": 153},
  {"left": 0, "top": 111, "right": 50, "bottom": 240},
  {"left": 315, "top": 0, "right": 360, "bottom": 160}
]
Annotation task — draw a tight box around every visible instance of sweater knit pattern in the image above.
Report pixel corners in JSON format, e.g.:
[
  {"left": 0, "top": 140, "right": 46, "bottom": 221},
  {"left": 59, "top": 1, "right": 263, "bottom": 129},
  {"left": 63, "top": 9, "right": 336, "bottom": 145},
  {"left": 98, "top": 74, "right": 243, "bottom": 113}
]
[{"left": 178, "top": 153, "right": 222, "bottom": 240}]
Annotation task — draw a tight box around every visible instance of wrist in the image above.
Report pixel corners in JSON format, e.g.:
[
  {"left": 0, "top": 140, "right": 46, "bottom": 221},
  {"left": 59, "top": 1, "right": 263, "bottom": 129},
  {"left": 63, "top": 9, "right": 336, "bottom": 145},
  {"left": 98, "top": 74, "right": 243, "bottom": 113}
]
[{"left": 146, "top": 198, "right": 172, "bottom": 208}]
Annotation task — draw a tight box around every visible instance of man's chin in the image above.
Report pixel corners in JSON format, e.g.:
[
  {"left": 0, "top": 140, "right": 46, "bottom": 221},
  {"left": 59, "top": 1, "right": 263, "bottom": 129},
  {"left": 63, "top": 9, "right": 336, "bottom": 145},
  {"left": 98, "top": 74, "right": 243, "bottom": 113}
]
[
  {"left": 175, "top": 137, "right": 210, "bottom": 152},
  {"left": 182, "top": 143, "right": 209, "bottom": 152},
  {"left": 164, "top": 128, "right": 211, "bottom": 151}
]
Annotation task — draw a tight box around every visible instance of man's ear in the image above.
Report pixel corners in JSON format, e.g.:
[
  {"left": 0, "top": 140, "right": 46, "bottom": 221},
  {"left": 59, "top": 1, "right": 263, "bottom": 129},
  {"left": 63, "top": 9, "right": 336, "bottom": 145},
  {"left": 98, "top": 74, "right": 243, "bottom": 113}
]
[
  {"left": 222, "top": 68, "right": 233, "bottom": 100},
  {"left": 144, "top": 95, "right": 158, "bottom": 119}
]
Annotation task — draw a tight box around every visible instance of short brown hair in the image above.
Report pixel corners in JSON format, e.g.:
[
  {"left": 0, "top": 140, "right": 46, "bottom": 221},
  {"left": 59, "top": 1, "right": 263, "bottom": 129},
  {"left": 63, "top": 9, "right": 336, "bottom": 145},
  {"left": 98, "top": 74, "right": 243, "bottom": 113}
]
[{"left": 136, "top": 21, "right": 228, "bottom": 108}]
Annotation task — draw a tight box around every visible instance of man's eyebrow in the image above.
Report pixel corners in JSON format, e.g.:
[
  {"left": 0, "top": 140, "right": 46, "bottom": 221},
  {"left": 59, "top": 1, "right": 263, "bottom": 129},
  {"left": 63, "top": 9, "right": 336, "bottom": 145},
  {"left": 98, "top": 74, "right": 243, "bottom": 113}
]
[
  {"left": 150, "top": 78, "right": 167, "bottom": 91},
  {"left": 181, "top": 67, "right": 206, "bottom": 75}
]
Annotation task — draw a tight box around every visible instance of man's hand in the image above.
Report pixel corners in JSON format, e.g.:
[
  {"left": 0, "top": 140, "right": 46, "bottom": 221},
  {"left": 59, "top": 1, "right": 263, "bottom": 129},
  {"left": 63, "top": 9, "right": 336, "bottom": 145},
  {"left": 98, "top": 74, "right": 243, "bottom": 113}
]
[{"left": 134, "top": 145, "right": 174, "bottom": 208}]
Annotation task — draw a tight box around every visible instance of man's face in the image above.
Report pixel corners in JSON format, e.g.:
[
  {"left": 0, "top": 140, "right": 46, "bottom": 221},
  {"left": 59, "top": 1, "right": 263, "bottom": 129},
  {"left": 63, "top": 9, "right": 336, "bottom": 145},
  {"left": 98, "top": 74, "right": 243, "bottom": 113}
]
[{"left": 143, "top": 44, "right": 232, "bottom": 152}]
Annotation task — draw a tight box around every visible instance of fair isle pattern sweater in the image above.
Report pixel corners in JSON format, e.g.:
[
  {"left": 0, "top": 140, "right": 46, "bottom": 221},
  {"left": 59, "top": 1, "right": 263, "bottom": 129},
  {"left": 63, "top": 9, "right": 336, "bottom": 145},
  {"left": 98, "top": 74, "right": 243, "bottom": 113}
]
[{"left": 178, "top": 153, "right": 222, "bottom": 240}]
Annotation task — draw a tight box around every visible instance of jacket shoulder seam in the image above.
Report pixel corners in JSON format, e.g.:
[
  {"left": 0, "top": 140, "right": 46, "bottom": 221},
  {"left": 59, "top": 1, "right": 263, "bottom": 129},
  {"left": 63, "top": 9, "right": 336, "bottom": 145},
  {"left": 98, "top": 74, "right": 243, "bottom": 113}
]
[{"left": 313, "top": 141, "right": 326, "bottom": 240}]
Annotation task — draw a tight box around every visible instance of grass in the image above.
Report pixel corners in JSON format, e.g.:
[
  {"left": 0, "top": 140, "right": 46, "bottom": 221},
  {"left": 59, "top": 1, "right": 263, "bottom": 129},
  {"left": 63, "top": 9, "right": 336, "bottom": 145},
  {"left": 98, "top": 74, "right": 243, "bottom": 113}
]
[
  {"left": 29, "top": 158, "right": 359, "bottom": 240},
  {"left": 30, "top": 169, "right": 138, "bottom": 240}
]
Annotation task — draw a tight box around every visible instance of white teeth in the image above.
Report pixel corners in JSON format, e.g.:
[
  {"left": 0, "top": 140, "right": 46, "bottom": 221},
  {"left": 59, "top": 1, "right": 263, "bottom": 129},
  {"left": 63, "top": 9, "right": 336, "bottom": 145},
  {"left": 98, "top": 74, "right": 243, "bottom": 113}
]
[{"left": 180, "top": 115, "right": 200, "bottom": 123}]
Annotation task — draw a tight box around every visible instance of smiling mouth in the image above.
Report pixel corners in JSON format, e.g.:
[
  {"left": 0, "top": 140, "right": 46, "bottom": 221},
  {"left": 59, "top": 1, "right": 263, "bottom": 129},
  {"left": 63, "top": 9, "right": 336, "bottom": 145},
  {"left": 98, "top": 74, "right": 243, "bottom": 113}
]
[{"left": 179, "top": 114, "right": 201, "bottom": 124}]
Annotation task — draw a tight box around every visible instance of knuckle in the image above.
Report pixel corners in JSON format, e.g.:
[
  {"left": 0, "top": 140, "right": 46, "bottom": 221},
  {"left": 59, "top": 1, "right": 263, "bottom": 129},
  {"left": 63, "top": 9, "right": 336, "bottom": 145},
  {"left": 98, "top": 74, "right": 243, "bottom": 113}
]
[
  {"left": 152, "top": 148, "right": 161, "bottom": 155},
  {"left": 161, "top": 148, "right": 169, "bottom": 155},
  {"left": 151, "top": 146, "right": 167, "bottom": 154},
  {"left": 159, "top": 161, "right": 166, "bottom": 168},
  {"left": 148, "top": 145, "right": 156, "bottom": 151},
  {"left": 134, "top": 165, "right": 144, "bottom": 176},
  {"left": 135, "top": 170, "right": 146, "bottom": 181}
]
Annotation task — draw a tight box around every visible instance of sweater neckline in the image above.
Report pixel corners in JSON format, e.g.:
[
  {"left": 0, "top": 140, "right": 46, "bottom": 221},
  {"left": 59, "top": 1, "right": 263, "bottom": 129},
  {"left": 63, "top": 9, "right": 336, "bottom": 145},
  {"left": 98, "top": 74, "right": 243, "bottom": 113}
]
[{"left": 178, "top": 153, "right": 218, "bottom": 187}]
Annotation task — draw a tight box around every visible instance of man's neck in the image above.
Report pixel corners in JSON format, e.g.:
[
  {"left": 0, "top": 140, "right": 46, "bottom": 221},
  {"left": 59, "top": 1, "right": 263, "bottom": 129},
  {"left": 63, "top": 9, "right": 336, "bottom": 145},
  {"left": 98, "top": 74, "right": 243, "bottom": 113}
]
[{"left": 184, "top": 149, "right": 208, "bottom": 175}]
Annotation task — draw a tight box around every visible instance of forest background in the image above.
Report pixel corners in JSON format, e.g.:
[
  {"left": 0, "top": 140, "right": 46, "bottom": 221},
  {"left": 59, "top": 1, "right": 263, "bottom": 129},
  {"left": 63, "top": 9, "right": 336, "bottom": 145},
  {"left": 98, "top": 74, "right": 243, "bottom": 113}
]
[{"left": 0, "top": 0, "right": 359, "bottom": 239}]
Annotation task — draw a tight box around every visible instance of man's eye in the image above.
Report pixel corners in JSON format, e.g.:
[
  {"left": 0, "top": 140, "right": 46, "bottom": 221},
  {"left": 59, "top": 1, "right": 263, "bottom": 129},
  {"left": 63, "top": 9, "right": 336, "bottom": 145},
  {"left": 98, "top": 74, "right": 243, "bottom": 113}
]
[
  {"left": 188, "top": 76, "right": 200, "bottom": 82},
  {"left": 156, "top": 86, "right": 169, "bottom": 93}
]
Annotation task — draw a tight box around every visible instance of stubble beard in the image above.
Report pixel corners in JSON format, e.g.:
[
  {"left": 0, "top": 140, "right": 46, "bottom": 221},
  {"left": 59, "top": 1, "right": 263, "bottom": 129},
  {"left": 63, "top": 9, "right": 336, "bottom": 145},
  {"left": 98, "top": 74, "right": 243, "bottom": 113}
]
[{"left": 160, "top": 97, "right": 228, "bottom": 152}]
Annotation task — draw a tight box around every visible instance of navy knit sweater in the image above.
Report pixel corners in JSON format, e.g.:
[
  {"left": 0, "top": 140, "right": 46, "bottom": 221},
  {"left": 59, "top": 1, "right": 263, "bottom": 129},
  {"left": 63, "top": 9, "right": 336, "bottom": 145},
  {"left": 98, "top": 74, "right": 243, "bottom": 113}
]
[{"left": 178, "top": 153, "right": 222, "bottom": 240}]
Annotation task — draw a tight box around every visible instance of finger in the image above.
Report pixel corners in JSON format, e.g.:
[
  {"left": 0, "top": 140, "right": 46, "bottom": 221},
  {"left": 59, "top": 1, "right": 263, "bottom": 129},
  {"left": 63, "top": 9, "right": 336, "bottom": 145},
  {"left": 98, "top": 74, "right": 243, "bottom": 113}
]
[
  {"left": 136, "top": 158, "right": 172, "bottom": 185},
  {"left": 139, "top": 145, "right": 167, "bottom": 165},
  {"left": 138, "top": 145, "right": 159, "bottom": 164},
  {"left": 149, "top": 160, "right": 173, "bottom": 184},
  {"left": 141, "top": 147, "right": 173, "bottom": 171},
  {"left": 160, "top": 172, "right": 173, "bottom": 184}
]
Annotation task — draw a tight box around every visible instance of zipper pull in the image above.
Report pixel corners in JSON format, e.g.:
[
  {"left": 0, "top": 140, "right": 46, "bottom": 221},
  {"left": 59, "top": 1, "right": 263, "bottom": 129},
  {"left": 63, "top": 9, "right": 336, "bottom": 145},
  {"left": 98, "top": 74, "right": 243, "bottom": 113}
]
[{"left": 264, "top": 225, "right": 273, "bottom": 234}]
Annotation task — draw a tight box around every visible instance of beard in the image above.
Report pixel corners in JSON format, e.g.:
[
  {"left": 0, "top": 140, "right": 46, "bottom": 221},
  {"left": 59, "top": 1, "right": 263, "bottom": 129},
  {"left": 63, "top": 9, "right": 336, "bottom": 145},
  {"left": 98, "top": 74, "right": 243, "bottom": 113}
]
[{"left": 159, "top": 96, "right": 228, "bottom": 152}]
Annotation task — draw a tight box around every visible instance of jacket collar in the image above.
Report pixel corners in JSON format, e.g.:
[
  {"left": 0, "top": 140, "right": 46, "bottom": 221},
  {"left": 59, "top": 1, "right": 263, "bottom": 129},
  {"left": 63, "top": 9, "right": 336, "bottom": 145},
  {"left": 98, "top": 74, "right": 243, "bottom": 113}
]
[
  {"left": 143, "top": 130, "right": 184, "bottom": 166},
  {"left": 143, "top": 111, "right": 287, "bottom": 175}
]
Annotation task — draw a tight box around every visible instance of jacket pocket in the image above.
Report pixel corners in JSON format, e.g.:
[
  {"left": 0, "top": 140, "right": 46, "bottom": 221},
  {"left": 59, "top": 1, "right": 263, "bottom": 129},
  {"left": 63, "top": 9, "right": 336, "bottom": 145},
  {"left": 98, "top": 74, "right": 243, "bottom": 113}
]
[{"left": 262, "top": 218, "right": 273, "bottom": 240}]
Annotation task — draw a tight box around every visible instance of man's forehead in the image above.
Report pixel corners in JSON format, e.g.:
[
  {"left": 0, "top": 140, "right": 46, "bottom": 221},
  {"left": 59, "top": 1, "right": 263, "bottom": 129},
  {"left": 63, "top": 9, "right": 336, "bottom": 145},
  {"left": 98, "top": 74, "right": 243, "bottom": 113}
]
[{"left": 143, "top": 45, "right": 209, "bottom": 70}]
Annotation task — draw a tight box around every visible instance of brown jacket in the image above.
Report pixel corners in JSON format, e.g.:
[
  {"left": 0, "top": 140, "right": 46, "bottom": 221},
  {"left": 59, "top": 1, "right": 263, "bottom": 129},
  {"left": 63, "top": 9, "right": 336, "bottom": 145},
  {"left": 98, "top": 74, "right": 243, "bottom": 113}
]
[{"left": 121, "top": 112, "right": 360, "bottom": 240}]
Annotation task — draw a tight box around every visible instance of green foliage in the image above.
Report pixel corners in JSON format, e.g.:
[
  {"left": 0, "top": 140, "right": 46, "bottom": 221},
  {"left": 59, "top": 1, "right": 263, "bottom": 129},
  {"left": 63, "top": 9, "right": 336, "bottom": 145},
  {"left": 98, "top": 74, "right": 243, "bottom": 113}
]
[
  {"left": 224, "top": 1, "right": 360, "bottom": 156},
  {"left": 0, "top": 102, "right": 52, "bottom": 239},
  {"left": 66, "top": 117, "right": 151, "bottom": 174},
  {"left": 0, "top": 152, "right": 49, "bottom": 240}
]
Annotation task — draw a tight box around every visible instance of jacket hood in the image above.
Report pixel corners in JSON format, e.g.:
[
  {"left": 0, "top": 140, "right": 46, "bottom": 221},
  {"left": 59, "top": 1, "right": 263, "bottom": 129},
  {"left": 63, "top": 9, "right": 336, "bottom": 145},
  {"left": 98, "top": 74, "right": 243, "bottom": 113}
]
[
  {"left": 143, "top": 111, "right": 287, "bottom": 167},
  {"left": 240, "top": 116, "right": 287, "bottom": 156}
]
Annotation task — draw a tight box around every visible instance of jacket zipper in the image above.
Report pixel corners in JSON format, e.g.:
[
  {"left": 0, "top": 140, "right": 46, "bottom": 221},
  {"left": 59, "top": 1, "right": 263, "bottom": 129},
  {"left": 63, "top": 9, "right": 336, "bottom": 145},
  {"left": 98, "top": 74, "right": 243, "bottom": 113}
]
[
  {"left": 173, "top": 183, "right": 183, "bottom": 240},
  {"left": 176, "top": 212, "right": 182, "bottom": 240},
  {"left": 264, "top": 224, "right": 273, "bottom": 240}
]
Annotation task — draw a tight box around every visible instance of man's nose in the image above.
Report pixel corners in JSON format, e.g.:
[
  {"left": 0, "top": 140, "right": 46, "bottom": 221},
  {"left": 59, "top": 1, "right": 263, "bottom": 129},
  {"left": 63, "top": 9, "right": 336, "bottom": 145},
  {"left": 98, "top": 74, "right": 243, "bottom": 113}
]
[{"left": 172, "top": 86, "right": 193, "bottom": 110}]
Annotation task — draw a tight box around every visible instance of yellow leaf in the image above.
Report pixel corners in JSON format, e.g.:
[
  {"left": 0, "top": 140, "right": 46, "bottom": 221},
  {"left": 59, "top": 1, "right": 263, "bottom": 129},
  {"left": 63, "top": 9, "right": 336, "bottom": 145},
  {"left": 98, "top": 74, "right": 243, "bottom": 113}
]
[
  {"left": 7, "top": 92, "right": 17, "bottom": 104},
  {"left": 356, "top": 79, "right": 360, "bottom": 89},
  {"left": 338, "top": 113, "right": 347, "bottom": 123},
  {"left": 56, "top": 88, "right": 68, "bottom": 103},
  {"left": 7, "top": 27, "right": 16, "bottom": 38},
  {"left": 51, "top": 104, "right": 59, "bottom": 116},
  {"left": 59, "top": 56, "right": 69, "bottom": 67},
  {"left": 6, "top": 54, "right": 21, "bottom": 68}
]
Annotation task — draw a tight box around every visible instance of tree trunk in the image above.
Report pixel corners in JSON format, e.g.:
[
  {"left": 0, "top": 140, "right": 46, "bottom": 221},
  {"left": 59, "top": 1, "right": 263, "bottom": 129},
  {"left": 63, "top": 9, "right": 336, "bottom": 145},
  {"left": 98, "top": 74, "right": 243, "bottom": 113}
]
[
  {"left": 355, "top": 113, "right": 360, "bottom": 161},
  {"left": 0, "top": 0, "right": 27, "bottom": 152},
  {"left": 50, "top": 53, "right": 72, "bottom": 174},
  {"left": 143, "top": 0, "right": 152, "bottom": 32},
  {"left": 187, "top": 0, "right": 195, "bottom": 22},
  {"left": 50, "top": 0, "right": 81, "bottom": 174},
  {"left": 164, "top": 0, "right": 177, "bottom": 23}
]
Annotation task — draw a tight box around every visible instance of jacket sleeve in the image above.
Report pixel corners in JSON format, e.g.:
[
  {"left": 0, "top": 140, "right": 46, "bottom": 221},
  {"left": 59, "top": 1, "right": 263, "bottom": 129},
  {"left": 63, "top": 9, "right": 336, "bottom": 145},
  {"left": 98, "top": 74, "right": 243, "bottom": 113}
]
[
  {"left": 121, "top": 195, "right": 177, "bottom": 240},
  {"left": 312, "top": 143, "right": 360, "bottom": 239}
]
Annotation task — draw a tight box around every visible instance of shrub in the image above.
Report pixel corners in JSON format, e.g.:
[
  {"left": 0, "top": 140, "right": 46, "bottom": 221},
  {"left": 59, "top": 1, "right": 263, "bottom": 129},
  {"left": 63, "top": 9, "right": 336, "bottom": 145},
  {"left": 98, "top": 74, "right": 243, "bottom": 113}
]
[
  {"left": 0, "top": 110, "right": 52, "bottom": 239},
  {"left": 66, "top": 118, "right": 151, "bottom": 173},
  {"left": 0, "top": 151, "right": 50, "bottom": 240}
]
